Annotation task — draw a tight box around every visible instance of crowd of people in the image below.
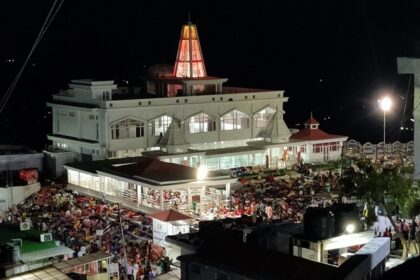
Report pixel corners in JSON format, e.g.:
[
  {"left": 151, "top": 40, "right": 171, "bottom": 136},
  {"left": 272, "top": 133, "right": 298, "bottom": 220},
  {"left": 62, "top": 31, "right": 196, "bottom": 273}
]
[
  {"left": 1, "top": 185, "right": 170, "bottom": 279},
  {"left": 227, "top": 167, "right": 341, "bottom": 223},
  {"left": 3, "top": 159, "right": 419, "bottom": 278}
]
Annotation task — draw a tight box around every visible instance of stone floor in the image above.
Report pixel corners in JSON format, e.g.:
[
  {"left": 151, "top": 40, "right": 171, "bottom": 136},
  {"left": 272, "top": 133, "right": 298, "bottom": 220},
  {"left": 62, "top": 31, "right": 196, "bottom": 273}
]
[{"left": 156, "top": 267, "right": 181, "bottom": 280}]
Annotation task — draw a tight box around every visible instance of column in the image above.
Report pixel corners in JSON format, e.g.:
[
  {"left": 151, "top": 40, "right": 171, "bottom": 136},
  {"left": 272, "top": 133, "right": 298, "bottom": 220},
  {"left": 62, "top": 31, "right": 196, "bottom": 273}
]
[
  {"left": 160, "top": 190, "right": 164, "bottom": 210},
  {"left": 397, "top": 57, "right": 420, "bottom": 179},
  {"left": 201, "top": 185, "right": 206, "bottom": 214},
  {"left": 225, "top": 183, "right": 231, "bottom": 198},
  {"left": 78, "top": 111, "right": 83, "bottom": 139},
  {"left": 137, "top": 185, "right": 142, "bottom": 205},
  {"left": 225, "top": 183, "right": 231, "bottom": 209},
  {"left": 187, "top": 188, "right": 192, "bottom": 211}
]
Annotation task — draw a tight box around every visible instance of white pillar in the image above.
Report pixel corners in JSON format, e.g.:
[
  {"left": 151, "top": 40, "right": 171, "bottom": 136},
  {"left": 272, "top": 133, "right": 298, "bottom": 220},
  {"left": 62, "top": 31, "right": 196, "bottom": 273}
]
[
  {"left": 137, "top": 185, "right": 142, "bottom": 205},
  {"left": 397, "top": 57, "right": 420, "bottom": 179},
  {"left": 225, "top": 183, "right": 231, "bottom": 198},
  {"left": 160, "top": 190, "right": 164, "bottom": 210}
]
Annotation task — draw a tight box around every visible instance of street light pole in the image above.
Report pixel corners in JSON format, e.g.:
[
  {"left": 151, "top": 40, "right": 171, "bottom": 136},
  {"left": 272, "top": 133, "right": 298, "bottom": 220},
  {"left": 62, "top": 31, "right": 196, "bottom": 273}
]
[
  {"left": 383, "top": 109, "right": 386, "bottom": 157},
  {"left": 379, "top": 96, "right": 392, "bottom": 159}
]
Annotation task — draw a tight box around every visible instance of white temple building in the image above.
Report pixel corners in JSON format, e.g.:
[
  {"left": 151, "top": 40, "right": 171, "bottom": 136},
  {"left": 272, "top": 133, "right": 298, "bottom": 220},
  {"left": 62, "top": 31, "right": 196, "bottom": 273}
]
[{"left": 44, "top": 21, "right": 347, "bottom": 176}]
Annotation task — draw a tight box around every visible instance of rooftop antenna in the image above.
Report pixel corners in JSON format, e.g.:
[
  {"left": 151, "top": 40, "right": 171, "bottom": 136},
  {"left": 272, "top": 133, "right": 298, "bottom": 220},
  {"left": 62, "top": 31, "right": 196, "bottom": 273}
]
[
  {"left": 188, "top": 11, "right": 191, "bottom": 23},
  {"left": 310, "top": 111, "right": 313, "bottom": 118}
]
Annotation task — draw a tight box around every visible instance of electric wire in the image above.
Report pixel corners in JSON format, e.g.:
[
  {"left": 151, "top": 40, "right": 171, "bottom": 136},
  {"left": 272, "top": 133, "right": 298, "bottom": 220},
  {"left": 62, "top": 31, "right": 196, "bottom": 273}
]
[
  {"left": 0, "top": 0, "right": 64, "bottom": 115},
  {"left": 397, "top": 75, "right": 412, "bottom": 140}
]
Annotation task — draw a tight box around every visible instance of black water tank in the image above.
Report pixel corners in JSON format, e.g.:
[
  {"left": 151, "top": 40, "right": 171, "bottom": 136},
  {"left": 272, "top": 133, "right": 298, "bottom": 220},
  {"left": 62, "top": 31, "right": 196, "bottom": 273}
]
[
  {"left": 332, "top": 203, "right": 360, "bottom": 235},
  {"left": 304, "top": 207, "right": 335, "bottom": 240}
]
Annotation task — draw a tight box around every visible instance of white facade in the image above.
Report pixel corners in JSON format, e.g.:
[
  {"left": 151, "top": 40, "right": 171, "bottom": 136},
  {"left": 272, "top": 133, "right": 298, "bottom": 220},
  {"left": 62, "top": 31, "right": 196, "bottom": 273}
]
[
  {"left": 47, "top": 80, "right": 292, "bottom": 165},
  {"left": 65, "top": 159, "right": 237, "bottom": 217},
  {"left": 47, "top": 79, "right": 348, "bottom": 170},
  {"left": 46, "top": 22, "right": 347, "bottom": 172},
  {"left": 152, "top": 218, "right": 190, "bottom": 246}
]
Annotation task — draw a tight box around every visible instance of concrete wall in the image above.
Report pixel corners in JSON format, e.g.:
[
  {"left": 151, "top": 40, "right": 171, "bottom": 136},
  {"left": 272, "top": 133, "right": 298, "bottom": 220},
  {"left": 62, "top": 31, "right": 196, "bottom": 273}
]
[
  {"left": 49, "top": 91, "right": 288, "bottom": 160},
  {"left": 0, "top": 153, "right": 43, "bottom": 172},
  {"left": 0, "top": 183, "right": 40, "bottom": 211},
  {"left": 43, "top": 150, "right": 77, "bottom": 178}
]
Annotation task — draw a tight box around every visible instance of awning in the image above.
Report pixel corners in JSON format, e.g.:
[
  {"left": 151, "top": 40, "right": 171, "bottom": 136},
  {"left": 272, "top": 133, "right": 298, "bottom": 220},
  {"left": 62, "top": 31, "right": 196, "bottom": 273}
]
[
  {"left": 53, "top": 251, "right": 112, "bottom": 271},
  {"left": 6, "top": 266, "right": 71, "bottom": 280},
  {"left": 21, "top": 246, "right": 74, "bottom": 263}
]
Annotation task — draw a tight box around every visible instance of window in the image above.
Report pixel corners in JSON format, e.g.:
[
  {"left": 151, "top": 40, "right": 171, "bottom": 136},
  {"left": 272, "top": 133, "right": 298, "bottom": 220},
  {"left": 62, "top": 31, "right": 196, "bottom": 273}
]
[
  {"left": 184, "top": 112, "right": 216, "bottom": 134},
  {"left": 220, "top": 156, "right": 233, "bottom": 169},
  {"left": 254, "top": 106, "right": 275, "bottom": 128},
  {"left": 313, "top": 143, "right": 322, "bottom": 153},
  {"left": 330, "top": 142, "right": 339, "bottom": 151},
  {"left": 68, "top": 111, "right": 76, "bottom": 117},
  {"left": 111, "top": 118, "right": 145, "bottom": 139},
  {"left": 220, "top": 110, "right": 249, "bottom": 131},
  {"left": 206, "top": 158, "right": 219, "bottom": 170},
  {"left": 57, "top": 143, "right": 68, "bottom": 149},
  {"left": 60, "top": 110, "right": 67, "bottom": 116},
  {"left": 89, "top": 114, "right": 95, "bottom": 120},
  {"left": 149, "top": 115, "right": 172, "bottom": 136}
]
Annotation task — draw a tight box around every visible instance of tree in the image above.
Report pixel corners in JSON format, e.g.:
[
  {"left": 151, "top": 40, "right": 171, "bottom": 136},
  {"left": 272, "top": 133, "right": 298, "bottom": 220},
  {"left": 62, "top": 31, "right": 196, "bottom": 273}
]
[{"left": 340, "top": 158, "right": 418, "bottom": 234}]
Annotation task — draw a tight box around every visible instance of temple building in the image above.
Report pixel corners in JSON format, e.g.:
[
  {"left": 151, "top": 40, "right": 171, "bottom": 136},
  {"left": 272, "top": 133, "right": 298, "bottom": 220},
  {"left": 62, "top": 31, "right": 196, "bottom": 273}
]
[{"left": 44, "top": 21, "right": 347, "bottom": 176}]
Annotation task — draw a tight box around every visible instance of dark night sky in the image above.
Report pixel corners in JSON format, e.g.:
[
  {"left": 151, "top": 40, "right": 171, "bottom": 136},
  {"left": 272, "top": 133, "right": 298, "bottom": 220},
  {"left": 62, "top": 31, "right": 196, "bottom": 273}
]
[{"left": 1, "top": 0, "right": 419, "bottom": 150}]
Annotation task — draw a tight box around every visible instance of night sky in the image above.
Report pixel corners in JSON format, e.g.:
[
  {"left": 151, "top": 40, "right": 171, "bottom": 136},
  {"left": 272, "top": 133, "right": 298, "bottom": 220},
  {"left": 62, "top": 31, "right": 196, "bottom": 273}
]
[{"left": 1, "top": 0, "right": 419, "bottom": 150}]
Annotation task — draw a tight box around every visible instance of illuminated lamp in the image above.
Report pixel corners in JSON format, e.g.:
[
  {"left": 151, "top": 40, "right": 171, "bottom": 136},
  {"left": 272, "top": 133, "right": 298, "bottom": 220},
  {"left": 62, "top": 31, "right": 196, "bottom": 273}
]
[
  {"left": 345, "top": 224, "right": 355, "bottom": 234},
  {"left": 332, "top": 203, "right": 360, "bottom": 235},
  {"left": 197, "top": 165, "right": 208, "bottom": 181}
]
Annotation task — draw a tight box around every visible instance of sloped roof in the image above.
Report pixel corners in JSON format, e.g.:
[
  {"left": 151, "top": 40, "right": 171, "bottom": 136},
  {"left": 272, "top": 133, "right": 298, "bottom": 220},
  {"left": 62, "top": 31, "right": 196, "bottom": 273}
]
[
  {"left": 258, "top": 110, "right": 291, "bottom": 142},
  {"left": 103, "top": 157, "right": 197, "bottom": 185},
  {"left": 292, "top": 115, "right": 347, "bottom": 141},
  {"left": 159, "top": 118, "right": 188, "bottom": 147},
  {"left": 304, "top": 116, "right": 320, "bottom": 125},
  {"left": 291, "top": 128, "right": 346, "bottom": 141},
  {"left": 149, "top": 209, "right": 192, "bottom": 222}
]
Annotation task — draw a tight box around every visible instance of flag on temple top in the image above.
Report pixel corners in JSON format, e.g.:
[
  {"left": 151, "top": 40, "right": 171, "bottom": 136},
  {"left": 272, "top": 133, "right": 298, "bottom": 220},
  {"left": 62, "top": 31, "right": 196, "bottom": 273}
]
[{"left": 363, "top": 202, "right": 368, "bottom": 217}]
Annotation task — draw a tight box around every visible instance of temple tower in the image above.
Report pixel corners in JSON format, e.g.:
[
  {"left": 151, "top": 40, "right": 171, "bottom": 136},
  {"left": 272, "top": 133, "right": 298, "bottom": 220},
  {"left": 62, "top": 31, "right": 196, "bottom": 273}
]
[{"left": 174, "top": 21, "right": 207, "bottom": 78}]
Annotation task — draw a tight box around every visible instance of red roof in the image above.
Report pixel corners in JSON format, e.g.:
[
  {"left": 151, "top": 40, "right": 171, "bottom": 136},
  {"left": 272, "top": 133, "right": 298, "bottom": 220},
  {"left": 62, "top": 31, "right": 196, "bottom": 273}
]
[
  {"left": 291, "top": 128, "right": 346, "bottom": 141},
  {"left": 149, "top": 209, "right": 192, "bottom": 222},
  {"left": 304, "top": 117, "right": 320, "bottom": 125}
]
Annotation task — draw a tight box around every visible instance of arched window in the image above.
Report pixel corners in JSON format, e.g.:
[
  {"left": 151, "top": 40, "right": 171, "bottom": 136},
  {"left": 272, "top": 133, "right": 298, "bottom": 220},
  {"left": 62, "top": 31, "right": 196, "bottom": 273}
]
[
  {"left": 185, "top": 112, "right": 216, "bottom": 133},
  {"left": 149, "top": 115, "right": 172, "bottom": 136},
  {"left": 111, "top": 118, "right": 145, "bottom": 139},
  {"left": 254, "top": 107, "right": 276, "bottom": 128},
  {"left": 220, "top": 110, "right": 249, "bottom": 131}
]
